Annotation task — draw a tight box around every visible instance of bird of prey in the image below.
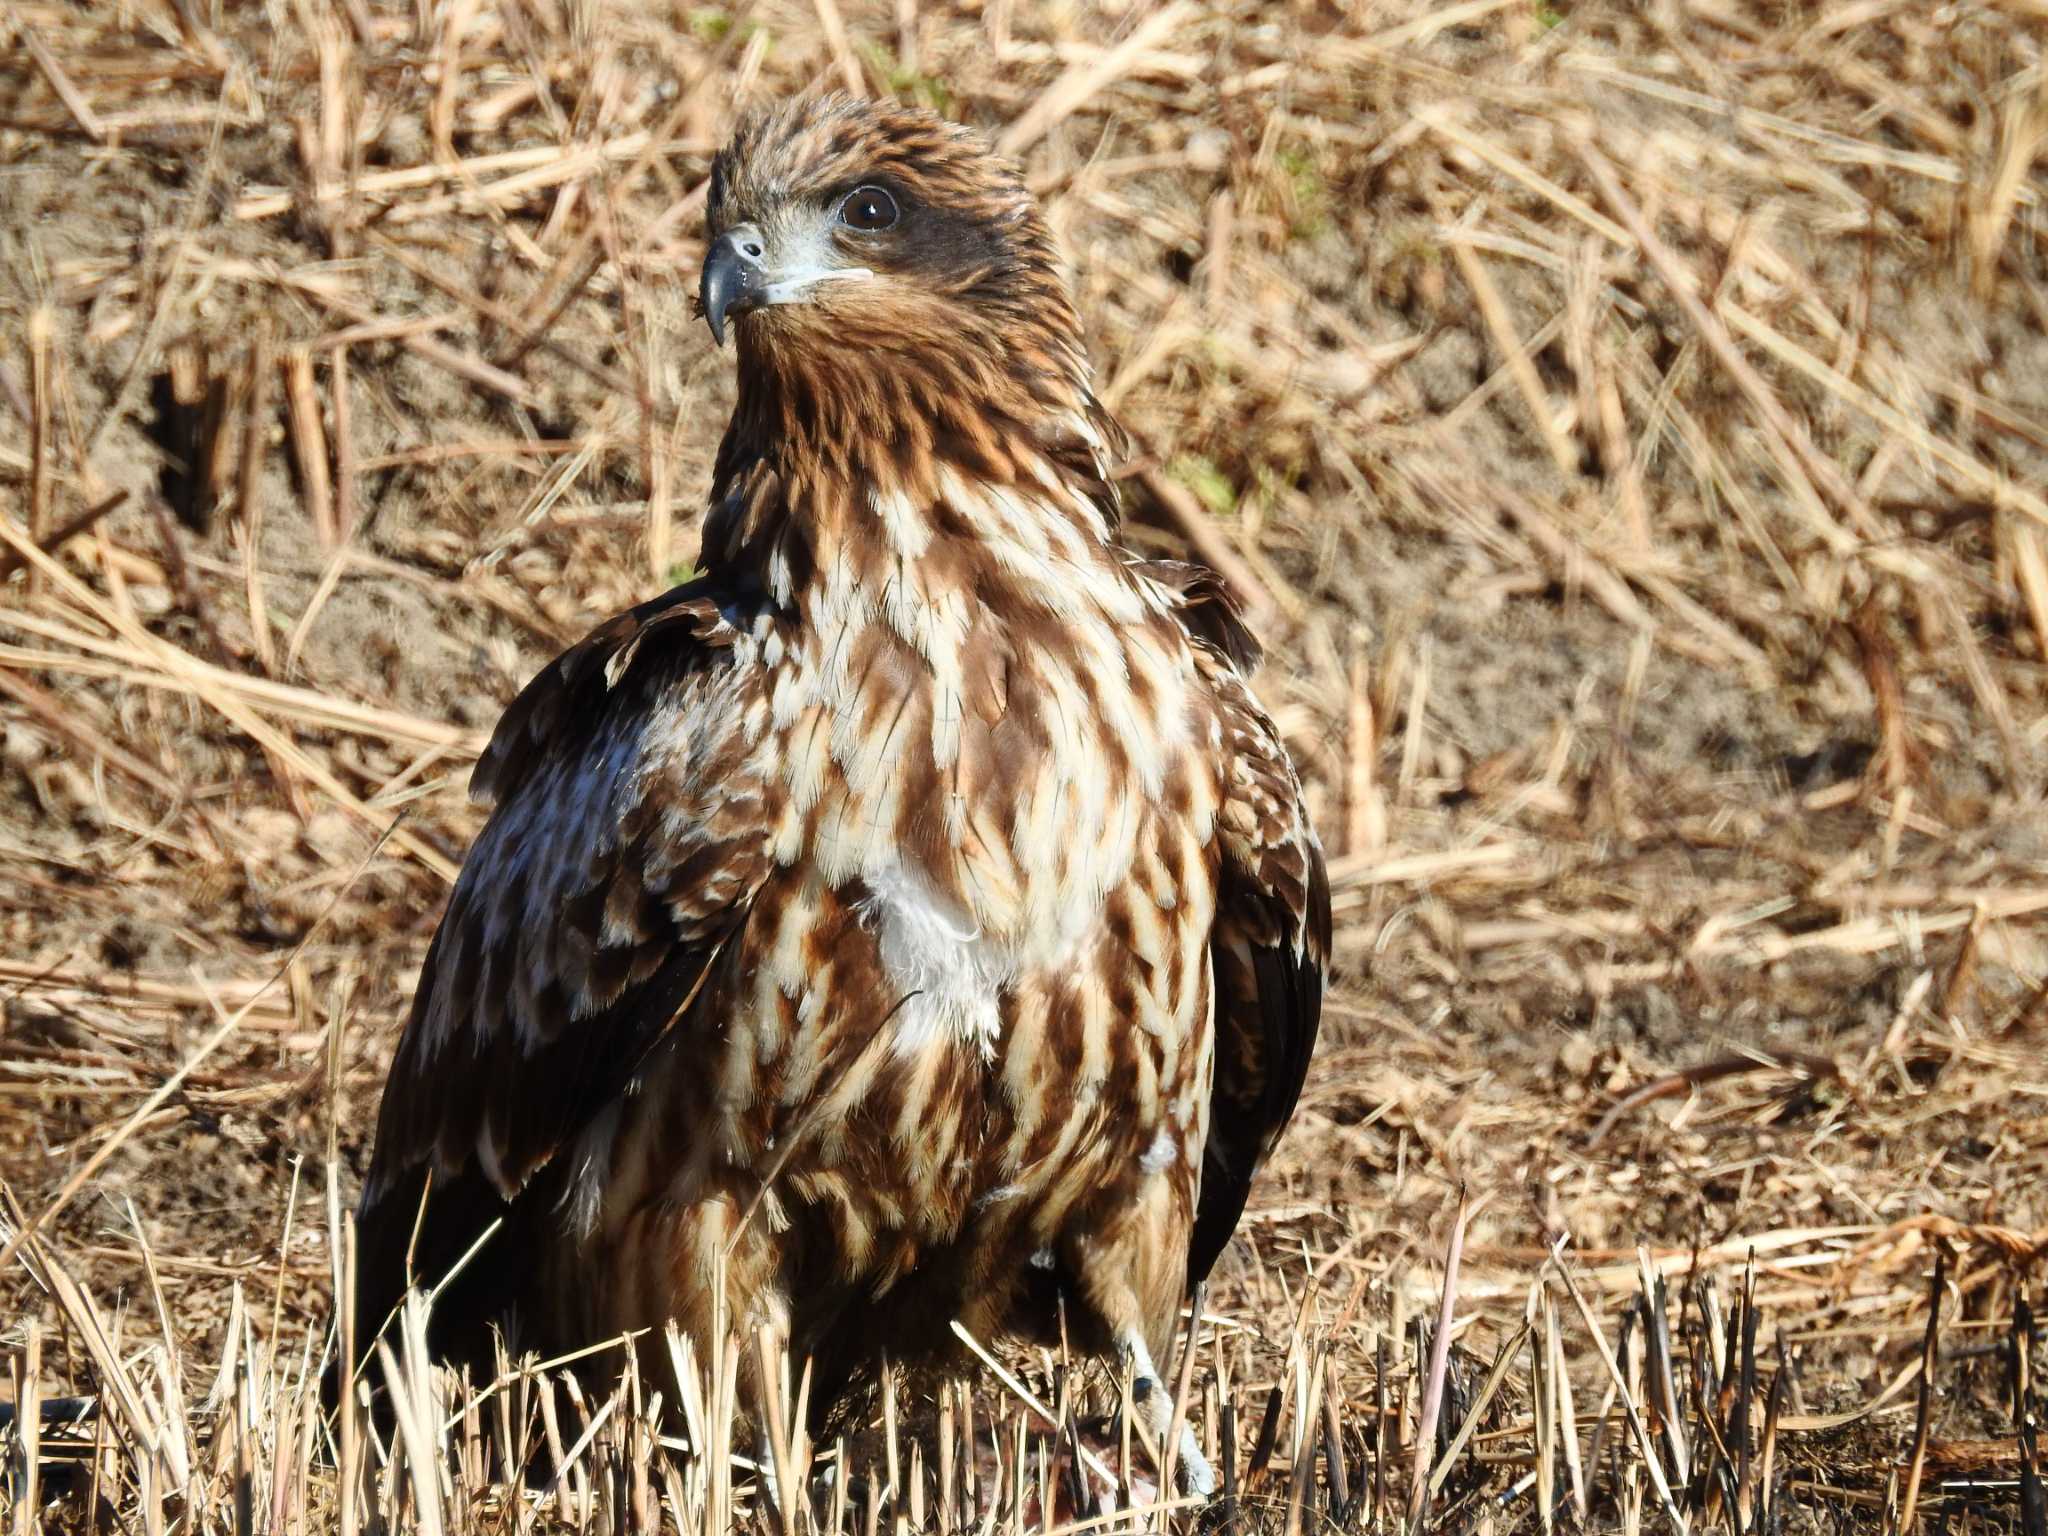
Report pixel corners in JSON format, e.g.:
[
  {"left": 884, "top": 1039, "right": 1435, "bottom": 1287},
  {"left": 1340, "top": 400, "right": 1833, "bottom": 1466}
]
[{"left": 348, "top": 93, "right": 1328, "bottom": 1492}]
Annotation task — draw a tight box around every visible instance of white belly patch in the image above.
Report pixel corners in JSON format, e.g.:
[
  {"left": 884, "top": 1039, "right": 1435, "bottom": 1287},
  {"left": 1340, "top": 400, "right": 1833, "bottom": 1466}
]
[{"left": 862, "top": 866, "right": 1009, "bottom": 1059}]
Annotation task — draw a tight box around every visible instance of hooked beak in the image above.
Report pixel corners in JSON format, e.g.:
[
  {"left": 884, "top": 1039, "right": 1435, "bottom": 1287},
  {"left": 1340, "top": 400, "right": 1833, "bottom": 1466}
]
[
  {"left": 700, "top": 225, "right": 768, "bottom": 348},
  {"left": 700, "top": 223, "right": 875, "bottom": 347}
]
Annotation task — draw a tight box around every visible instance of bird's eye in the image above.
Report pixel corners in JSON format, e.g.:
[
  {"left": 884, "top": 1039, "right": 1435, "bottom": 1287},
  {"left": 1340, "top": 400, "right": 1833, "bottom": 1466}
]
[{"left": 839, "top": 185, "right": 899, "bottom": 232}]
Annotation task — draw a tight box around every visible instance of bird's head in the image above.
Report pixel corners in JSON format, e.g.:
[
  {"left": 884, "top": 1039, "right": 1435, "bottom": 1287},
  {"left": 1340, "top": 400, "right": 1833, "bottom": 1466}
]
[{"left": 699, "top": 95, "right": 1094, "bottom": 428}]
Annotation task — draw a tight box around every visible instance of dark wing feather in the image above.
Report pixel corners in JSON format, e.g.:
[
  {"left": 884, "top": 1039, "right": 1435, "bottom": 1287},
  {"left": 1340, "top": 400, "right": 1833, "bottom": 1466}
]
[
  {"left": 1132, "top": 559, "right": 1262, "bottom": 672},
  {"left": 1179, "top": 608, "right": 1329, "bottom": 1288},
  {"left": 353, "top": 578, "right": 775, "bottom": 1337}
]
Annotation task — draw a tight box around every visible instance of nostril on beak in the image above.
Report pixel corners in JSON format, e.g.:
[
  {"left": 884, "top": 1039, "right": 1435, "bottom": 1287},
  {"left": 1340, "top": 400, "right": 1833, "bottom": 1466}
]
[{"left": 740, "top": 238, "right": 764, "bottom": 260}]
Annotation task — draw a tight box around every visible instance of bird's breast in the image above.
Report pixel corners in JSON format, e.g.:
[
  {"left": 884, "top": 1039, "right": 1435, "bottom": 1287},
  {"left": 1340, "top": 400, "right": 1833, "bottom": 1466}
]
[
  {"left": 755, "top": 568, "right": 1200, "bottom": 969},
  {"left": 631, "top": 558, "right": 1226, "bottom": 1251},
  {"left": 576, "top": 582, "right": 1225, "bottom": 1314}
]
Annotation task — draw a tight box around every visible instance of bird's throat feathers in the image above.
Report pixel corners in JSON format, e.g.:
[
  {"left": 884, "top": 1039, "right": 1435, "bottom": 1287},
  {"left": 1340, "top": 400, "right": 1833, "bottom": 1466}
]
[{"left": 702, "top": 312, "right": 1128, "bottom": 612}]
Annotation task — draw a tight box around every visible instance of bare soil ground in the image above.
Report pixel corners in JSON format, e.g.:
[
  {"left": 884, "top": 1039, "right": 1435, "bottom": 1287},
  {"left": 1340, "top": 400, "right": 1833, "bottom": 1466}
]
[{"left": 1, "top": 0, "right": 2045, "bottom": 1531}]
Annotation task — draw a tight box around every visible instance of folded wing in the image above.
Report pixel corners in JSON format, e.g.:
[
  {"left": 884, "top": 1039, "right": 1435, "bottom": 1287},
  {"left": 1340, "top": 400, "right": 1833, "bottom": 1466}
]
[
  {"left": 1149, "top": 566, "right": 1329, "bottom": 1287},
  {"left": 351, "top": 581, "right": 776, "bottom": 1355}
]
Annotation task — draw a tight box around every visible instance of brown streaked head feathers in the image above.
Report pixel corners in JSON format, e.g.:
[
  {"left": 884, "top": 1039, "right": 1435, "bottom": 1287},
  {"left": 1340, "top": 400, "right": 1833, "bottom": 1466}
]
[
  {"left": 699, "top": 95, "right": 1120, "bottom": 521},
  {"left": 705, "top": 93, "right": 1081, "bottom": 366}
]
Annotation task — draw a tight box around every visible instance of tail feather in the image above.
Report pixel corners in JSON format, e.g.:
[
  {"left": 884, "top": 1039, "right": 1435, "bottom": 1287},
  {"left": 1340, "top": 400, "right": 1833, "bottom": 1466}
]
[{"left": 321, "top": 1164, "right": 546, "bottom": 1425}]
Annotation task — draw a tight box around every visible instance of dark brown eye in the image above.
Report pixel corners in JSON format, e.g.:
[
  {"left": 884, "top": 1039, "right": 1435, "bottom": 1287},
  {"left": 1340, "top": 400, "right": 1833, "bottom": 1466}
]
[{"left": 839, "top": 185, "right": 899, "bottom": 232}]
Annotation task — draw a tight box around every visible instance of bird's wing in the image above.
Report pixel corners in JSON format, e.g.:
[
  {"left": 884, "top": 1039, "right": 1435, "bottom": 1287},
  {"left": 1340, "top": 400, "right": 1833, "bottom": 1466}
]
[
  {"left": 360, "top": 579, "right": 776, "bottom": 1221},
  {"left": 1158, "top": 568, "right": 1330, "bottom": 1287}
]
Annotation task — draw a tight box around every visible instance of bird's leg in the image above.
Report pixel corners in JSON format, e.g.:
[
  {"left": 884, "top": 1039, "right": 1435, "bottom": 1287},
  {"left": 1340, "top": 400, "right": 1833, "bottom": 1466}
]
[
  {"left": 1120, "top": 1329, "right": 1216, "bottom": 1498},
  {"left": 753, "top": 1427, "right": 785, "bottom": 1521}
]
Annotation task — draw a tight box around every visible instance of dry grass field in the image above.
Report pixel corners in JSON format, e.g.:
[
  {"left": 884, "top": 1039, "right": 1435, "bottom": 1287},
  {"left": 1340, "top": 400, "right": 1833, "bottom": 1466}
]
[{"left": 2, "top": 0, "right": 2046, "bottom": 1530}]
